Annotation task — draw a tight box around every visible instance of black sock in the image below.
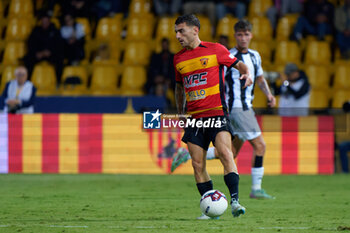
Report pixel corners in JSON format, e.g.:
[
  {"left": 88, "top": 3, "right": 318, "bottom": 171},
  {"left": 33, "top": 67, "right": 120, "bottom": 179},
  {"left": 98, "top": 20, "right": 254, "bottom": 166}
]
[
  {"left": 196, "top": 180, "right": 213, "bottom": 196},
  {"left": 253, "top": 155, "right": 263, "bottom": 168},
  {"left": 224, "top": 172, "right": 239, "bottom": 201}
]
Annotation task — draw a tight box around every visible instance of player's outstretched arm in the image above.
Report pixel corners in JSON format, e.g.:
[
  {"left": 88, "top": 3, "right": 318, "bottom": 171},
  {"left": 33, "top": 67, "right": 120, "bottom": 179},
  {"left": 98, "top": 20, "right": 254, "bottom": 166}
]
[
  {"left": 175, "top": 83, "right": 186, "bottom": 115},
  {"left": 234, "top": 61, "right": 253, "bottom": 88},
  {"left": 256, "top": 75, "right": 276, "bottom": 107}
]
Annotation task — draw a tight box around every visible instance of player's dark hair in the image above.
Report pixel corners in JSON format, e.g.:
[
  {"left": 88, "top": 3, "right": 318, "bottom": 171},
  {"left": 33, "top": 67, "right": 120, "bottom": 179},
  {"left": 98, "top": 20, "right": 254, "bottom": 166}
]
[
  {"left": 175, "top": 14, "right": 200, "bottom": 30},
  {"left": 234, "top": 20, "right": 252, "bottom": 32}
]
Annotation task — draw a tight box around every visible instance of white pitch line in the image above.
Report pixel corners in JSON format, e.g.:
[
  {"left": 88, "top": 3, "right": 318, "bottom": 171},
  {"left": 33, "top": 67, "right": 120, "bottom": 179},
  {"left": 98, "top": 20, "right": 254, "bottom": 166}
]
[
  {"left": 108, "top": 225, "right": 168, "bottom": 229},
  {"left": 49, "top": 225, "right": 88, "bottom": 228},
  {"left": 258, "top": 226, "right": 337, "bottom": 230},
  {"left": 0, "top": 225, "right": 10, "bottom": 228}
]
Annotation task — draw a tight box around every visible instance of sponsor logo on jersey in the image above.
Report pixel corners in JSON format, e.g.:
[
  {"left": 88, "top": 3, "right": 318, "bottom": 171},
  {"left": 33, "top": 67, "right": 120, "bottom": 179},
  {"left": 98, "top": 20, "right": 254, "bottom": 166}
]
[{"left": 183, "top": 72, "right": 208, "bottom": 88}]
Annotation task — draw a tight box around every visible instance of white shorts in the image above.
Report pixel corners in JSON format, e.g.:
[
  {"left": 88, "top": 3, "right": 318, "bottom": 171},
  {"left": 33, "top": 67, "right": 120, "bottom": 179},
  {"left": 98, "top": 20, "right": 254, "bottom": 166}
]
[{"left": 228, "top": 108, "right": 261, "bottom": 141}]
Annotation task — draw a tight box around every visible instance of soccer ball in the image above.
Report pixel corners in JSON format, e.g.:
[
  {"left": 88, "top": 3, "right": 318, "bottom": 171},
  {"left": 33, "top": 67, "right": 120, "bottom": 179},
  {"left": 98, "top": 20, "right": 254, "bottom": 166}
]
[{"left": 200, "top": 190, "right": 228, "bottom": 217}]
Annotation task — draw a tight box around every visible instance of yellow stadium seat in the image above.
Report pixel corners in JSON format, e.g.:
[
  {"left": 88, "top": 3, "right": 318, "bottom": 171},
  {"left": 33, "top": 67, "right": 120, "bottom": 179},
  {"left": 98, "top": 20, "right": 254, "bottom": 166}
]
[
  {"left": 332, "top": 90, "right": 350, "bottom": 108},
  {"left": 304, "top": 65, "right": 330, "bottom": 90},
  {"left": 120, "top": 66, "right": 146, "bottom": 96},
  {"left": 249, "top": 40, "right": 272, "bottom": 69},
  {"left": 333, "top": 64, "right": 350, "bottom": 89},
  {"left": 129, "top": 0, "right": 152, "bottom": 15},
  {"left": 156, "top": 16, "right": 176, "bottom": 41},
  {"left": 215, "top": 16, "right": 239, "bottom": 40},
  {"left": 90, "top": 65, "right": 119, "bottom": 95},
  {"left": 276, "top": 14, "right": 298, "bottom": 41},
  {"left": 5, "top": 18, "right": 33, "bottom": 41},
  {"left": 274, "top": 41, "right": 301, "bottom": 66},
  {"left": 250, "top": 17, "right": 273, "bottom": 42},
  {"left": 31, "top": 64, "right": 57, "bottom": 95},
  {"left": 76, "top": 17, "right": 91, "bottom": 40},
  {"left": 60, "top": 66, "right": 88, "bottom": 95},
  {"left": 309, "top": 90, "right": 329, "bottom": 108},
  {"left": 253, "top": 86, "right": 268, "bottom": 108},
  {"left": 0, "top": 1, "right": 4, "bottom": 18},
  {"left": 197, "top": 16, "right": 213, "bottom": 42},
  {"left": 95, "top": 17, "right": 123, "bottom": 41},
  {"left": 126, "top": 17, "right": 153, "bottom": 41},
  {"left": 123, "top": 42, "right": 151, "bottom": 66},
  {"left": 61, "top": 66, "right": 88, "bottom": 85},
  {"left": 304, "top": 41, "right": 331, "bottom": 66},
  {"left": 248, "top": 0, "right": 273, "bottom": 18},
  {"left": 0, "top": 66, "right": 16, "bottom": 93},
  {"left": 2, "top": 41, "right": 26, "bottom": 65},
  {"left": 8, "top": 0, "right": 34, "bottom": 18}
]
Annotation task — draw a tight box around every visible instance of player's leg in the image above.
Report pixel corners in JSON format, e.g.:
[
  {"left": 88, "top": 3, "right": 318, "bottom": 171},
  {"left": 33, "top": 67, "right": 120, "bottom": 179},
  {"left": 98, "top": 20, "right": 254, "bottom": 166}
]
[
  {"left": 171, "top": 147, "right": 191, "bottom": 172},
  {"left": 214, "top": 131, "right": 245, "bottom": 217},
  {"left": 232, "top": 136, "right": 244, "bottom": 159},
  {"left": 248, "top": 135, "right": 275, "bottom": 199},
  {"left": 188, "top": 142, "right": 211, "bottom": 184},
  {"left": 206, "top": 130, "right": 245, "bottom": 161},
  {"left": 188, "top": 143, "right": 220, "bottom": 220}
]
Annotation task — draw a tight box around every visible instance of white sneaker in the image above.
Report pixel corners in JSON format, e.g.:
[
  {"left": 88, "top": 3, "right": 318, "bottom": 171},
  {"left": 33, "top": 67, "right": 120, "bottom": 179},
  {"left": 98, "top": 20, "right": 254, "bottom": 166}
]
[
  {"left": 196, "top": 213, "right": 219, "bottom": 220},
  {"left": 231, "top": 200, "right": 246, "bottom": 217}
]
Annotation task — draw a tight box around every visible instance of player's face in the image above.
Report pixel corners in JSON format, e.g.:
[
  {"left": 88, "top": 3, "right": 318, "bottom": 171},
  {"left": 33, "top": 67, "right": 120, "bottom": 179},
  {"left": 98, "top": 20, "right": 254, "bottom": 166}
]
[
  {"left": 234, "top": 30, "right": 253, "bottom": 50},
  {"left": 175, "top": 23, "right": 198, "bottom": 48}
]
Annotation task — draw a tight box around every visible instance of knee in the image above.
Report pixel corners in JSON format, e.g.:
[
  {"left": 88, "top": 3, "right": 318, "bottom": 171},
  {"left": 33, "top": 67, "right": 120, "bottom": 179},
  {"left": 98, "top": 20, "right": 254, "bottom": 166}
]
[
  {"left": 192, "top": 159, "right": 205, "bottom": 174},
  {"left": 217, "top": 148, "right": 233, "bottom": 164},
  {"left": 254, "top": 140, "right": 266, "bottom": 155}
]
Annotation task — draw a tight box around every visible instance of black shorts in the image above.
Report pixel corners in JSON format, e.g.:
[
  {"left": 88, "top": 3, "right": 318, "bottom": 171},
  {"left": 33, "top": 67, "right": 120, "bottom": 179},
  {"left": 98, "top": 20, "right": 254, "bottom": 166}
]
[{"left": 181, "top": 116, "right": 234, "bottom": 151}]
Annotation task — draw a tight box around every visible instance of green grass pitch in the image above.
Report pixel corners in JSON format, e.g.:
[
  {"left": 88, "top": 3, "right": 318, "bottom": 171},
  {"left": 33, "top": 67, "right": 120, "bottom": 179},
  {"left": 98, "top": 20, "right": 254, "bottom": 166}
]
[{"left": 0, "top": 174, "right": 349, "bottom": 233}]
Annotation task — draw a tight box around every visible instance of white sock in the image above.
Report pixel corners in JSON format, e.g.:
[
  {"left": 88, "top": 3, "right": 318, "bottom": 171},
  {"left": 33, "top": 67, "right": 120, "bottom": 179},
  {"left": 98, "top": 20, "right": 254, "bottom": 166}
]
[
  {"left": 251, "top": 167, "right": 264, "bottom": 191},
  {"left": 206, "top": 147, "right": 216, "bottom": 160}
]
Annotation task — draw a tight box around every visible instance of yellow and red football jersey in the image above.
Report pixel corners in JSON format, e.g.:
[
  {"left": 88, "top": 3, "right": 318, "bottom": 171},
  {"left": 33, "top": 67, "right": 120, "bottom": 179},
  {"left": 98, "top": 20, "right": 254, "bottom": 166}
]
[{"left": 174, "top": 42, "right": 238, "bottom": 118}]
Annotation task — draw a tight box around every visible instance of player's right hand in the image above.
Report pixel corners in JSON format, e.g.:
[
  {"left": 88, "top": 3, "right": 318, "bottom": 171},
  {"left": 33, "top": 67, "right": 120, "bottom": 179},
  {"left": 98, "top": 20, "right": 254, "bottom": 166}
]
[{"left": 239, "top": 74, "right": 253, "bottom": 88}]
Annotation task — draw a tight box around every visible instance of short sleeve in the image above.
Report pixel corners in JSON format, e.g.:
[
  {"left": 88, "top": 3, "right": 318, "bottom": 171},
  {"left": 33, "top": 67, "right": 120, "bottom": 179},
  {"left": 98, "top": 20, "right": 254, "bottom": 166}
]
[
  {"left": 256, "top": 52, "right": 264, "bottom": 77},
  {"left": 216, "top": 43, "right": 238, "bottom": 68}
]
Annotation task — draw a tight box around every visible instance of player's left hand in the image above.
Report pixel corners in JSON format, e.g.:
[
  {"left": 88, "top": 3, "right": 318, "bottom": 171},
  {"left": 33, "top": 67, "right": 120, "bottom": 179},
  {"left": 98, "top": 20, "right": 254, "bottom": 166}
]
[
  {"left": 267, "top": 94, "right": 276, "bottom": 107},
  {"left": 239, "top": 74, "right": 253, "bottom": 88}
]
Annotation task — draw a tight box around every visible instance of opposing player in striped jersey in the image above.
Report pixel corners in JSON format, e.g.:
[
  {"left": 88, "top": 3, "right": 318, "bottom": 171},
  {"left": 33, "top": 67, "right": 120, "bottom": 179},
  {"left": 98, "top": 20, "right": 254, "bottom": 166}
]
[{"left": 172, "top": 20, "right": 276, "bottom": 199}]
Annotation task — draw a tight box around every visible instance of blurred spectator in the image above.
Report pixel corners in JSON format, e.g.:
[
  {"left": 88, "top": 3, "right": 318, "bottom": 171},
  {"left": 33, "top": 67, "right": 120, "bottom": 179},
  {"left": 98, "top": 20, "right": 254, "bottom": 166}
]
[
  {"left": 216, "top": 0, "right": 247, "bottom": 20},
  {"left": 280, "top": 0, "right": 304, "bottom": 16},
  {"left": 338, "top": 101, "right": 350, "bottom": 173},
  {"left": 93, "top": 0, "right": 128, "bottom": 19},
  {"left": 335, "top": 0, "right": 350, "bottom": 59},
  {"left": 339, "top": 141, "right": 350, "bottom": 173},
  {"left": 274, "top": 63, "right": 311, "bottom": 116},
  {"left": 146, "top": 38, "right": 175, "bottom": 104},
  {"left": 22, "top": 12, "right": 64, "bottom": 84},
  {"left": 61, "top": 0, "right": 92, "bottom": 18},
  {"left": 60, "top": 13, "right": 85, "bottom": 65},
  {"left": 183, "top": 0, "right": 216, "bottom": 26},
  {"left": 291, "top": 0, "right": 334, "bottom": 41},
  {"left": 153, "top": 0, "right": 182, "bottom": 16},
  {"left": 267, "top": 0, "right": 304, "bottom": 29},
  {"left": 218, "top": 35, "right": 229, "bottom": 49},
  {"left": 1, "top": 66, "right": 36, "bottom": 114}
]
